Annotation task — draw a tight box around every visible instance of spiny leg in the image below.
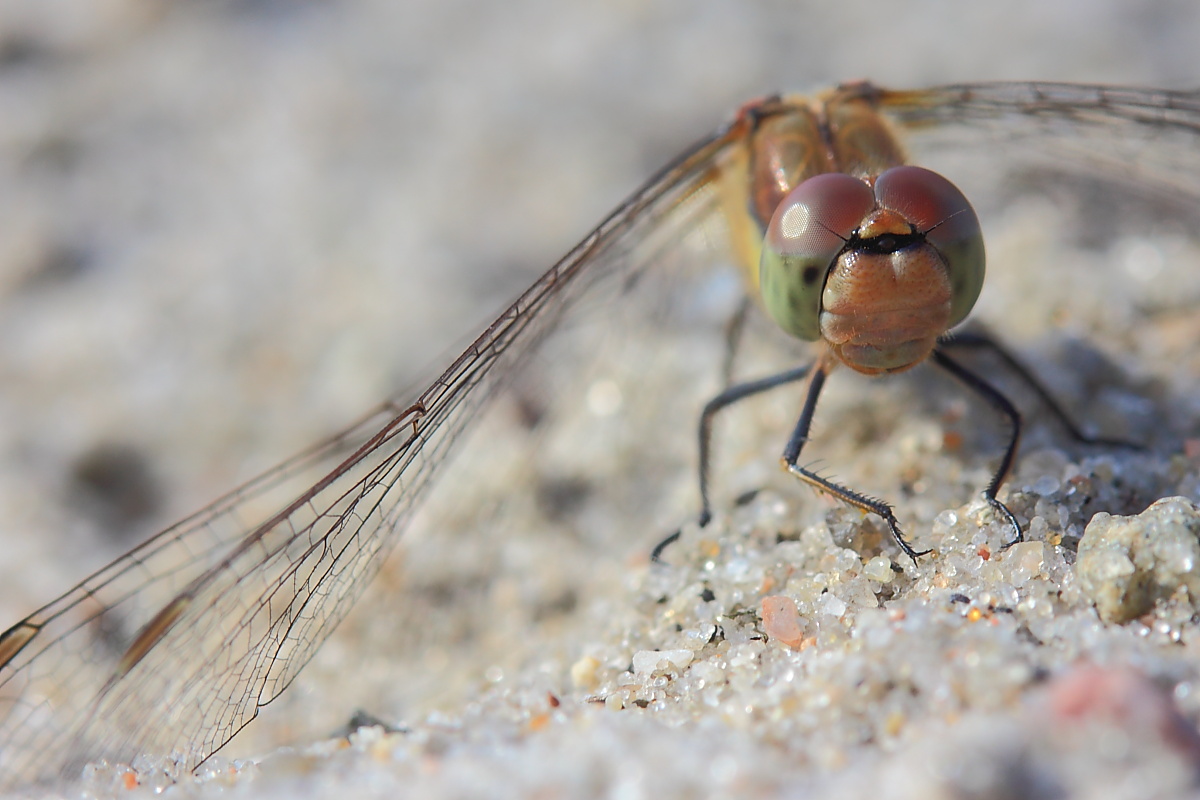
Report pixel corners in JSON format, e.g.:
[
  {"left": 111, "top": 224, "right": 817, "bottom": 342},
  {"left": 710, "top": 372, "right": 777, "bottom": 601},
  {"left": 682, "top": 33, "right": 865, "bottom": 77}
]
[
  {"left": 650, "top": 363, "right": 812, "bottom": 562},
  {"left": 781, "top": 357, "right": 930, "bottom": 563},
  {"left": 940, "top": 330, "right": 1141, "bottom": 449},
  {"left": 930, "top": 347, "right": 1024, "bottom": 546}
]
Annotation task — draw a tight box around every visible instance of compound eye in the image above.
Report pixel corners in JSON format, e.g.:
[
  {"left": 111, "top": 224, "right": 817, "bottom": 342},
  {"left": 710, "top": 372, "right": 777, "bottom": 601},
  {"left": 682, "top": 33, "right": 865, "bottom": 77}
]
[
  {"left": 768, "top": 172, "right": 876, "bottom": 261},
  {"left": 759, "top": 173, "right": 875, "bottom": 341},
  {"left": 874, "top": 166, "right": 986, "bottom": 327}
]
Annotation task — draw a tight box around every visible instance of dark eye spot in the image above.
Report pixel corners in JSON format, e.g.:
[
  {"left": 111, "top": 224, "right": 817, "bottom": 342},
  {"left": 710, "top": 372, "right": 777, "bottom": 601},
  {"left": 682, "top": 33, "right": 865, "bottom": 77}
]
[{"left": 802, "top": 265, "right": 820, "bottom": 284}]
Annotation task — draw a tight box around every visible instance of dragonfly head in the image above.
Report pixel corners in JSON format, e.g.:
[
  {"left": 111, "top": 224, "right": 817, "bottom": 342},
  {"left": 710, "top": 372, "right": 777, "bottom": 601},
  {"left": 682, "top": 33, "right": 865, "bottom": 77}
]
[{"left": 759, "top": 166, "right": 985, "bottom": 375}]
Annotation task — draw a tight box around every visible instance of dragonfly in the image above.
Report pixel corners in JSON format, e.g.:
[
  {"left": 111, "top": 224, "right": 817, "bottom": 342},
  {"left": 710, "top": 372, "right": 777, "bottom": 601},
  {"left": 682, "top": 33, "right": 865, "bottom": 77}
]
[{"left": 1, "top": 81, "right": 1198, "bottom": 792}]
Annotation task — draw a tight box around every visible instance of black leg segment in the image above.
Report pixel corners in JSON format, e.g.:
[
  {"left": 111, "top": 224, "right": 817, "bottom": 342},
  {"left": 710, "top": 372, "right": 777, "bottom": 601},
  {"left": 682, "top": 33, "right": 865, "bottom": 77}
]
[
  {"left": 650, "top": 362, "right": 811, "bottom": 562},
  {"left": 940, "top": 330, "right": 1141, "bottom": 450},
  {"left": 930, "top": 347, "right": 1024, "bottom": 546},
  {"left": 780, "top": 360, "right": 931, "bottom": 562}
]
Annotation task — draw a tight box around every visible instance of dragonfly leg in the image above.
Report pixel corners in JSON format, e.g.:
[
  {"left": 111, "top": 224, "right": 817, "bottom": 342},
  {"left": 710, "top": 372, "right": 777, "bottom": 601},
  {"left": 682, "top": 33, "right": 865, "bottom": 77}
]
[
  {"left": 930, "top": 347, "right": 1024, "bottom": 547},
  {"left": 940, "top": 330, "right": 1142, "bottom": 449},
  {"left": 719, "top": 294, "right": 752, "bottom": 387},
  {"left": 781, "top": 358, "right": 931, "bottom": 563},
  {"left": 649, "top": 362, "right": 812, "bottom": 562}
]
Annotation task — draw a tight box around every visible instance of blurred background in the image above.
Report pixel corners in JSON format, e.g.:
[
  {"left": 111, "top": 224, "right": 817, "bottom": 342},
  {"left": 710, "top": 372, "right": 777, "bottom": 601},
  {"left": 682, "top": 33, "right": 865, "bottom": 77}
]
[{"left": 1, "top": 0, "right": 1199, "bottom": 770}]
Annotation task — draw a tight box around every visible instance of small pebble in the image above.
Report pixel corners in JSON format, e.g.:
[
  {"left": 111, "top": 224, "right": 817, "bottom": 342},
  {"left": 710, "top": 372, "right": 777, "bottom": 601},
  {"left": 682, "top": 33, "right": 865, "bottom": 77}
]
[
  {"left": 1076, "top": 497, "right": 1200, "bottom": 623},
  {"left": 632, "top": 649, "right": 694, "bottom": 674},
  {"left": 570, "top": 656, "right": 601, "bottom": 690},
  {"left": 761, "top": 595, "right": 807, "bottom": 648},
  {"left": 863, "top": 556, "right": 894, "bottom": 583}
]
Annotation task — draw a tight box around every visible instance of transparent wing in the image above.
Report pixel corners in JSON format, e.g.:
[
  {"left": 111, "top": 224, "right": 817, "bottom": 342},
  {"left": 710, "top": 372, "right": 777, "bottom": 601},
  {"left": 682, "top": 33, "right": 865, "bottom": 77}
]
[
  {"left": 0, "top": 118, "right": 740, "bottom": 790},
  {"left": 872, "top": 82, "right": 1200, "bottom": 202}
]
